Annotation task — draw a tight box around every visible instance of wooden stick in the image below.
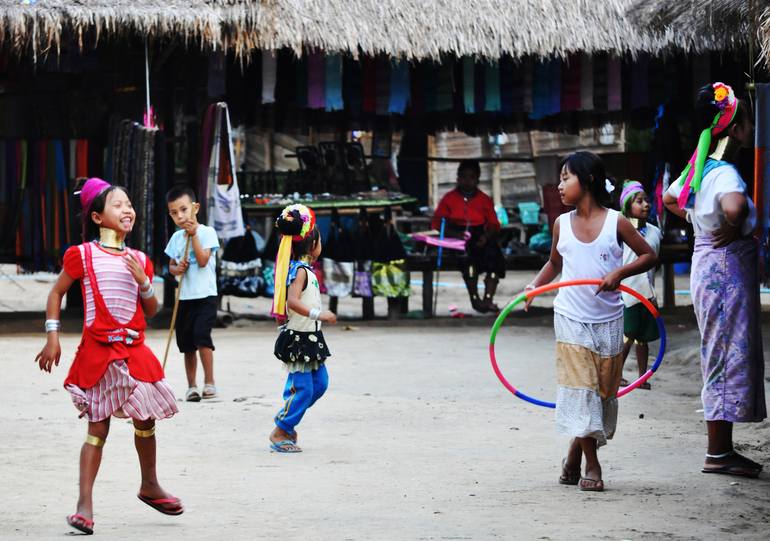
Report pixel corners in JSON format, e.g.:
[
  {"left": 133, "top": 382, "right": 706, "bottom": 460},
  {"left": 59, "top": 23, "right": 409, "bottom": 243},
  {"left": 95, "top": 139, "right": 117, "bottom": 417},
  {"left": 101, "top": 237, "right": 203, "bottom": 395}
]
[{"left": 162, "top": 234, "right": 191, "bottom": 370}]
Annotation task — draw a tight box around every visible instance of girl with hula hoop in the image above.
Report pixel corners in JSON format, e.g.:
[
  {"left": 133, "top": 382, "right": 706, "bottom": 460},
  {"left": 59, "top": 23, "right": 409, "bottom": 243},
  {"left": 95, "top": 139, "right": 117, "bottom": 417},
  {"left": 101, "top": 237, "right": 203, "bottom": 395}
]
[{"left": 525, "top": 152, "right": 657, "bottom": 492}]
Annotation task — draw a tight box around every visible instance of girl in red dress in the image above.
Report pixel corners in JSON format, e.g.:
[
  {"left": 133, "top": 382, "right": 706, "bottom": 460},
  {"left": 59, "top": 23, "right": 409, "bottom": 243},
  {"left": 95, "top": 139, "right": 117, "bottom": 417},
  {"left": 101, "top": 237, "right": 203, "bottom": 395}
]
[{"left": 35, "top": 178, "right": 183, "bottom": 535}]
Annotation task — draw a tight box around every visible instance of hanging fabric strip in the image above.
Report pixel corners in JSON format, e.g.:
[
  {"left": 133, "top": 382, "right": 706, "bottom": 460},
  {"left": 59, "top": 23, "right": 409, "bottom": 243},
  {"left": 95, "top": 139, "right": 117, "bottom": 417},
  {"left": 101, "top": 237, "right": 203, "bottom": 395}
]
[
  {"left": 607, "top": 55, "right": 622, "bottom": 112},
  {"left": 375, "top": 56, "right": 391, "bottom": 115},
  {"left": 530, "top": 60, "right": 549, "bottom": 119},
  {"left": 307, "top": 50, "right": 326, "bottom": 110},
  {"left": 388, "top": 59, "right": 410, "bottom": 114},
  {"left": 463, "top": 57, "right": 475, "bottom": 114},
  {"left": 295, "top": 54, "right": 308, "bottom": 108},
  {"left": 580, "top": 53, "right": 594, "bottom": 111},
  {"left": 362, "top": 57, "right": 377, "bottom": 114},
  {"left": 344, "top": 56, "right": 363, "bottom": 114},
  {"left": 521, "top": 58, "right": 534, "bottom": 114},
  {"left": 325, "top": 53, "right": 344, "bottom": 111},
  {"left": 561, "top": 55, "right": 581, "bottom": 112},
  {"left": 499, "top": 55, "right": 514, "bottom": 114},
  {"left": 207, "top": 50, "right": 226, "bottom": 98},
  {"left": 261, "top": 50, "right": 277, "bottom": 104},
  {"left": 630, "top": 54, "right": 650, "bottom": 109},
  {"left": 436, "top": 61, "right": 453, "bottom": 112},
  {"left": 548, "top": 58, "right": 562, "bottom": 116},
  {"left": 484, "top": 61, "right": 501, "bottom": 112}
]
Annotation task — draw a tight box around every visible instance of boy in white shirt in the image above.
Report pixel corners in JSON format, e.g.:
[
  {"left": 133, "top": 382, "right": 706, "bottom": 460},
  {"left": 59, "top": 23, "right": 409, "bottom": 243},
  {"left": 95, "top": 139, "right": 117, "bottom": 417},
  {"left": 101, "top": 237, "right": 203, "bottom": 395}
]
[{"left": 165, "top": 187, "right": 220, "bottom": 401}]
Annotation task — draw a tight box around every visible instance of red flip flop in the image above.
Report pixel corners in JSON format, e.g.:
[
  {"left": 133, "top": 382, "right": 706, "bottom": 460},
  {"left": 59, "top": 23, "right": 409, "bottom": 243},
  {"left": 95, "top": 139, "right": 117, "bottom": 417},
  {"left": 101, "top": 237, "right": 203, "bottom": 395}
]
[
  {"left": 66, "top": 513, "right": 94, "bottom": 535},
  {"left": 137, "top": 493, "right": 184, "bottom": 516}
]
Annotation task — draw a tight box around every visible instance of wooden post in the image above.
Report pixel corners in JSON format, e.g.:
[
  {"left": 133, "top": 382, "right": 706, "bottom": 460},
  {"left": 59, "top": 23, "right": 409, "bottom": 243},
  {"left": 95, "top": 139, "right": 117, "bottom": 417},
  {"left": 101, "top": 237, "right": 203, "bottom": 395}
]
[
  {"left": 663, "top": 264, "right": 676, "bottom": 308},
  {"left": 422, "top": 268, "right": 434, "bottom": 318},
  {"left": 427, "top": 135, "right": 437, "bottom": 209},
  {"left": 492, "top": 161, "right": 502, "bottom": 208},
  {"left": 362, "top": 297, "right": 375, "bottom": 320}
]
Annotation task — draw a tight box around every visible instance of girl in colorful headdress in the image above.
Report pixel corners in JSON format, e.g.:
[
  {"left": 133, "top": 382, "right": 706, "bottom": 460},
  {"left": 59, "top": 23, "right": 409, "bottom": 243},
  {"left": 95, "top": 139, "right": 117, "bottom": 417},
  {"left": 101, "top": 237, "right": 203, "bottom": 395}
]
[
  {"left": 664, "top": 83, "right": 766, "bottom": 478},
  {"left": 34, "top": 178, "right": 183, "bottom": 535},
  {"left": 269, "top": 204, "right": 337, "bottom": 453},
  {"left": 618, "top": 180, "right": 662, "bottom": 390}
]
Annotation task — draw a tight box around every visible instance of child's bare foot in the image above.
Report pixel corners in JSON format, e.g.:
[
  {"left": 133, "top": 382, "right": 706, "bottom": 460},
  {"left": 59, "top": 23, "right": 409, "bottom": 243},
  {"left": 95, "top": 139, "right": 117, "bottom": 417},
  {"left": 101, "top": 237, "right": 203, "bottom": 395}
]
[
  {"left": 137, "top": 481, "right": 184, "bottom": 515},
  {"left": 702, "top": 451, "right": 762, "bottom": 478},
  {"left": 270, "top": 426, "right": 301, "bottom": 453}
]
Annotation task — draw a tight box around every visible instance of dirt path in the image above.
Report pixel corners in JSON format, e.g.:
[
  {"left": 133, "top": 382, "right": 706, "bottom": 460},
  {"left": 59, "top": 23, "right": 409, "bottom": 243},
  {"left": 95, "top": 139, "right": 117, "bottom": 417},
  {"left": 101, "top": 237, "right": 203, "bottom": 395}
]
[{"left": 2, "top": 317, "right": 769, "bottom": 540}]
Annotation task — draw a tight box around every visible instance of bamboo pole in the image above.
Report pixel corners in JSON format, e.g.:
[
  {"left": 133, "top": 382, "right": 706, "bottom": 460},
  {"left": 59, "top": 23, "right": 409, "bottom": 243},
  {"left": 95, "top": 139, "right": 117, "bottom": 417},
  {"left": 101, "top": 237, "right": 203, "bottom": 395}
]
[{"left": 162, "top": 234, "right": 191, "bottom": 370}]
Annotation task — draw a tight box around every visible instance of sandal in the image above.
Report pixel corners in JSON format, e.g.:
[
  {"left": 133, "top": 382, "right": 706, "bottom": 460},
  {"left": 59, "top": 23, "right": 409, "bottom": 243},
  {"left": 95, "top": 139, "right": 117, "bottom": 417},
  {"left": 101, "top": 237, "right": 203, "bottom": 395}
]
[
  {"left": 66, "top": 513, "right": 94, "bottom": 535},
  {"left": 559, "top": 458, "right": 580, "bottom": 485},
  {"left": 202, "top": 384, "right": 217, "bottom": 399},
  {"left": 702, "top": 452, "right": 762, "bottom": 478},
  {"left": 137, "top": 493, "right": 184, "bottom": 516},
  {"left": 579, "top": 477, "right": 604, "bottom": 492},
  {"left": 270, "top": 439, "right": 302, "bottom": 453},
  {"left": 185, "top": 387, "right": 201, "bottom": 402}
]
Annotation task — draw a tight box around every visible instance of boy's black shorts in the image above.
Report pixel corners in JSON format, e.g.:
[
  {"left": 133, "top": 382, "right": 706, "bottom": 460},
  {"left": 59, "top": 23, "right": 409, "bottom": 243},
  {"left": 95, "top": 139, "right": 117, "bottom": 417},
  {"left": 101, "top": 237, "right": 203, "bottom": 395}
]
[{"left": 175, "top": 296, "right": 217, "bottom": 353}]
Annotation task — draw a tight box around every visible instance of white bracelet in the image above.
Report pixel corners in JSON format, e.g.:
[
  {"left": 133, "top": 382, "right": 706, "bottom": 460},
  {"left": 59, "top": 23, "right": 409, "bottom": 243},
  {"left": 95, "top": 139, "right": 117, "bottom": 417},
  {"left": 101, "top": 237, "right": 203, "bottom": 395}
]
[
  {"left": 140, "top": 285, "right": 155, "bottom": 299},
  {"left": 140, "top": 277, "right": 151, "bottom": 290},
  {"left": 45, "top": 319, "right": 61, "bottom": 333},
  {"left": 308, "top": 308, "right": 321, "bottom": 320}
]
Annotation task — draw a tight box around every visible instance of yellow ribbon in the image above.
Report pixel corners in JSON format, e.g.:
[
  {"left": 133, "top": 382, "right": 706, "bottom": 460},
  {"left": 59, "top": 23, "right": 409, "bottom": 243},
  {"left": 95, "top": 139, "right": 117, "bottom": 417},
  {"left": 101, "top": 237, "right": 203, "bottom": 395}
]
[{"left": 271, "top": 235, "right": 293, "bottom": 318}]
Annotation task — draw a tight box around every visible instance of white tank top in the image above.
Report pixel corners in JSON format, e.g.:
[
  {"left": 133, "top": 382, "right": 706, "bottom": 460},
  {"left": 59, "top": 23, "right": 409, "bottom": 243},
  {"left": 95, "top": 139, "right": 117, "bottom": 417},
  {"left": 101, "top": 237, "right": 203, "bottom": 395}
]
[
  {"left": 286, "top": 267, "right": 323, "bottom": 332},
  {"left": 552, "top": 209, "right": 624, "bottom": 323}
]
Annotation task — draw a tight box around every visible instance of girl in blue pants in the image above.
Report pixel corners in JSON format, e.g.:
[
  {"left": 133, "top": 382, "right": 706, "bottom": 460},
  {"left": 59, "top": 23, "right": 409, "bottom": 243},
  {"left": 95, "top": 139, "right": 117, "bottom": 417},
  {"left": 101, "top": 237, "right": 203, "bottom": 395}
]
[{"left": 269, "top": 204, "right": 337, "bottom": 453}]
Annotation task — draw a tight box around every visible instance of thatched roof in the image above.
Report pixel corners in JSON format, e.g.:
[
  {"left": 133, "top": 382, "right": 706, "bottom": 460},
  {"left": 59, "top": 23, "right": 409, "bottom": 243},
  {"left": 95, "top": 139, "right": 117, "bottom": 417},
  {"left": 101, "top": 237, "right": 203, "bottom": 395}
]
[
  {"left": 1, "top": 0, "right": 670, "bottom": 61},
  {"left": 629, "top": 0, "right": 766, "bottom": 53}
]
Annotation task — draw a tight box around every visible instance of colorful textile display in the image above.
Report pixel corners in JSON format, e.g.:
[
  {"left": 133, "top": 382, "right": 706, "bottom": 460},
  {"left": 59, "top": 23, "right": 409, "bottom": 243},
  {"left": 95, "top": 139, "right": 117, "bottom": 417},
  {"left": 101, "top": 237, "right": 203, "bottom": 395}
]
[{"left": 2, "top": 139, "right": 94, "bottom": 269}]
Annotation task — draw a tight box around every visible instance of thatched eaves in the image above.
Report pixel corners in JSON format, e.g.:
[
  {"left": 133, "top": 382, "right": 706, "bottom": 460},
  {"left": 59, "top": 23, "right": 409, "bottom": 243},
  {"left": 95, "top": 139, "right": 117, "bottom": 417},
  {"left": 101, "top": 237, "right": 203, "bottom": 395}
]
[
  {"left": 629, "top": 0, "right": 766, "bottom": 54},
  {"left": 1, "top": 0, "right": 670, "bottom": 61}
]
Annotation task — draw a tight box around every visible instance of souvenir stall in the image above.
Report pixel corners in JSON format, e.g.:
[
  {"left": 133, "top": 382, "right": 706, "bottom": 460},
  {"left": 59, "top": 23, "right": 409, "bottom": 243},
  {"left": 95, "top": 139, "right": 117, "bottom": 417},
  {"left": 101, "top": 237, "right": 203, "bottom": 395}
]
[{"left": 1, "top": 0, "right": 765, "bottom": 318}]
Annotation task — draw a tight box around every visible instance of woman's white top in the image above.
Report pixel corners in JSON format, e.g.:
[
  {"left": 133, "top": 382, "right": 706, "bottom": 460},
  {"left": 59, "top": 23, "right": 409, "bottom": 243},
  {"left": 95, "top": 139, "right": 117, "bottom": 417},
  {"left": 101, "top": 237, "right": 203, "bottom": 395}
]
[
  {"left": 553, "top": 209, "right": 624, "bottom": 323},
  {"left": 666, "top": 164, "right": 756, "bottom": 237}
]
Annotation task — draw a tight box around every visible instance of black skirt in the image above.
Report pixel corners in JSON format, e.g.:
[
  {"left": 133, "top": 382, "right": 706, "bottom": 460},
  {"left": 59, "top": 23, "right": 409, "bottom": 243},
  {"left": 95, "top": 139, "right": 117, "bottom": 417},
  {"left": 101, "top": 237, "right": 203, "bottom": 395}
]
[
  {"left": 274, "top": 326, "right": 331, "bottom": 365},
  {"left": 463, "top": 225, "right": 505, "bottom": 278}
]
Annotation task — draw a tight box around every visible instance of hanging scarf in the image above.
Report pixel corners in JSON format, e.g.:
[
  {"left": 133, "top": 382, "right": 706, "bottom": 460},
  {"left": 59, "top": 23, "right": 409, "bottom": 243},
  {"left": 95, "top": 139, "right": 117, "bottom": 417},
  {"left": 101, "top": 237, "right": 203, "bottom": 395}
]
[{"left": 676, "top": 82, "right": 739, "bottom": 209}]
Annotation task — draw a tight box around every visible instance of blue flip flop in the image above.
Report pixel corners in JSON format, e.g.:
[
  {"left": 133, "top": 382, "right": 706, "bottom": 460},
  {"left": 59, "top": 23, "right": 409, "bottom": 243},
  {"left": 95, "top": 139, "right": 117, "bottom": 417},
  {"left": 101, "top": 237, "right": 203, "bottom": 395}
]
[{"left": 270, "top": 439, "right": 302, "bottom": 453}]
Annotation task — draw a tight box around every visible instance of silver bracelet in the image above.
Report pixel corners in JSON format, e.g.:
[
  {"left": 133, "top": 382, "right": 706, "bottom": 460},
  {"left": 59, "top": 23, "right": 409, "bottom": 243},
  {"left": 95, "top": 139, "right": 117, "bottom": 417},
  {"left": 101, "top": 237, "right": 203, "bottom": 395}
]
[
  {"left": 45, "top": 319, "right": 61, "bottom": 333},
  {"left": 140, "top": 284, "right": 155, "bottom": 299},
  {"left": 308, "top": 308, "right": 321, "bottom": 320}
]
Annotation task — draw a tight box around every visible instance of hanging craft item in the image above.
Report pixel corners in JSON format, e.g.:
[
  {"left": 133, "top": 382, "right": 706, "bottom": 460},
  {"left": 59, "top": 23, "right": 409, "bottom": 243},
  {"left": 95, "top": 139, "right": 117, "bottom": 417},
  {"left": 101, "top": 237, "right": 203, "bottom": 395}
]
[{"left": 198, "top": 102, "right": 245, "bottom": 241}]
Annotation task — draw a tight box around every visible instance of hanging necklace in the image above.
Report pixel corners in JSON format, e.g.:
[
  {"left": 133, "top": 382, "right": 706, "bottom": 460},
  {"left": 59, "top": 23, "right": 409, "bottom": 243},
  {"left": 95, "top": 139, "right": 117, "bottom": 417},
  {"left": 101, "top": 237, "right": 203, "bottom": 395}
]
[{"left": 97, "top": 227, "right": 126, "bottom": 251}]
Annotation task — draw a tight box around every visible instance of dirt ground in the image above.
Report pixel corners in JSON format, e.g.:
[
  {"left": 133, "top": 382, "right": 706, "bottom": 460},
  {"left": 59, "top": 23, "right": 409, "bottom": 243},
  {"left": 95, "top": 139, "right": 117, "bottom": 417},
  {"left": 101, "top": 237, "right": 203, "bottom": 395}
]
[{"left": 2, "top": 269, "right": 770, "bottom": 540}]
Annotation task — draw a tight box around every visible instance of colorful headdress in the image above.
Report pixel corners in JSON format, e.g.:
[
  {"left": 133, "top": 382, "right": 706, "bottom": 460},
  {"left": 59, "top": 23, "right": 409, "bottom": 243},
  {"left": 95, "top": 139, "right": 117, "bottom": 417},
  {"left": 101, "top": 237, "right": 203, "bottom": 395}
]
[
  {"left": 676, "top": 82, "right": 739, "bottom": 208},
  {"left": 76, "top": 177, "right": 111, "bottom": 214},
  {"left": 620, "top": 180, "right": 645, "bottom": 215},
  {"left": 271, "top": 204, "right": 317, "bottom": 319}
]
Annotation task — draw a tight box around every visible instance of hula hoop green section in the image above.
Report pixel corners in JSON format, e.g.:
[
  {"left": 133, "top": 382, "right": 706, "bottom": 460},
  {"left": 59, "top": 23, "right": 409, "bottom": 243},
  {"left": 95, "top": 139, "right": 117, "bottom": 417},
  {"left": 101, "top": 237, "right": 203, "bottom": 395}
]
[{"left": 489, "top": 280, "right": 666, "bottom": 408}]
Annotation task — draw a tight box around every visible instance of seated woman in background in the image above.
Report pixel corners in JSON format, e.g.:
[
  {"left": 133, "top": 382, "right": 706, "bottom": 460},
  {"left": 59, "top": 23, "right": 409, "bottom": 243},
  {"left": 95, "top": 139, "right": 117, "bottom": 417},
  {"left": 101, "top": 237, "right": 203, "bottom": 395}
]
[{"left": 432, "top": 160, "right": 504, "bottom": 313}]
